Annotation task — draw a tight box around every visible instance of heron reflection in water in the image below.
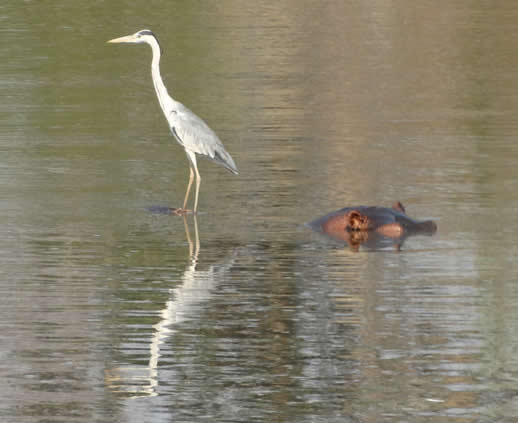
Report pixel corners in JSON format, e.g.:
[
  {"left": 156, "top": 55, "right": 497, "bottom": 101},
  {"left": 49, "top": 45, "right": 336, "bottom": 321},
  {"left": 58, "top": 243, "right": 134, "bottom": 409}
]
[
  {"left": 108, "top": 30, "right": 238, "bottom": 215},
  {"left": 105, "top": 216, "right": 237, "bottom": 397}
]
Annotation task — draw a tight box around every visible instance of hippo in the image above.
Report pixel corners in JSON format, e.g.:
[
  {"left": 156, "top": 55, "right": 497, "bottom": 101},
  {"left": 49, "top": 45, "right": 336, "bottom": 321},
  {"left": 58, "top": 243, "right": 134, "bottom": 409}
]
[{"left": 307, "top": 202, "right": 437, "bottom": 250}]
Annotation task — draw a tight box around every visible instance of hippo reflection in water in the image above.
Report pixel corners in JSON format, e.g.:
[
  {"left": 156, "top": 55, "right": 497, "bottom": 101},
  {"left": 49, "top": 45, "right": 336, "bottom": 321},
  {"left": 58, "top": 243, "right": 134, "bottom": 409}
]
[{"left": 307, "top": 202, "right": 437, "bottom": 251}]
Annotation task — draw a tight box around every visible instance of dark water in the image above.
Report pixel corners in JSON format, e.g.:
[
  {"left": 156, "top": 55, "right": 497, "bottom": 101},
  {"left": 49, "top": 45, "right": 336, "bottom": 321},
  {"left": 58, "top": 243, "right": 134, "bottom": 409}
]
[{"left": 2, "top": 1, "right": 518, "bottom": 422}]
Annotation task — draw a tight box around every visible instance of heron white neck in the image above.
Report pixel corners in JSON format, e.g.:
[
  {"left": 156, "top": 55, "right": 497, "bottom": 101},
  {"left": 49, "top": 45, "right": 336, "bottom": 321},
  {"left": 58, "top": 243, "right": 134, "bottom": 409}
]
[{"left": 149, "top": 38, "right": 171, "bottom": 115}]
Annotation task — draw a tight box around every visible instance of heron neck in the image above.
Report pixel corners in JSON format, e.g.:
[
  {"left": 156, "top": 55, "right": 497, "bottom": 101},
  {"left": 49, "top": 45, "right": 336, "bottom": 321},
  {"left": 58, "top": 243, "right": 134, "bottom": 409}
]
[{"left": 150, "top": 41, "right": 170, "bottom": 114}]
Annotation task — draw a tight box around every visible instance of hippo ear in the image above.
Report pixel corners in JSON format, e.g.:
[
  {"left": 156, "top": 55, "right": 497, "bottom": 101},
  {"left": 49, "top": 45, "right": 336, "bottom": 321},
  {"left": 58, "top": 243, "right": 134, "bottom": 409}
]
[{"left": 392, "top": 201, "right": 406, "bottom": 214}]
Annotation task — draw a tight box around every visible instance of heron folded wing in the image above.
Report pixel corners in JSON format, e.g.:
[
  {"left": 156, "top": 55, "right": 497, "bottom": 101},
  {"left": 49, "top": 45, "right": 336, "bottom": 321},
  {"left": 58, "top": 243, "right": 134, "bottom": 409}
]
[{"left": 168, "top": 105, "right": 238, "bottom": 174}]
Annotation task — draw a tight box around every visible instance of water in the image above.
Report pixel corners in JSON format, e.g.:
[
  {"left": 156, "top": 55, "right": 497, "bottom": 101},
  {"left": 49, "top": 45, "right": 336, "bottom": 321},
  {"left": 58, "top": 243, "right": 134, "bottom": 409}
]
[{"left": 2, "top": 1, "right": 518, "bottom": 422}]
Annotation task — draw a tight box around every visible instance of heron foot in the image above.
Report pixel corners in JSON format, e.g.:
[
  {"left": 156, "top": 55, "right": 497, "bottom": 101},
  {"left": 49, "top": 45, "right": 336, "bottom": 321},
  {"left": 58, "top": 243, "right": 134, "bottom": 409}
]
[{"left": 169, "top": 207, "right": 193, "bottom": 216}]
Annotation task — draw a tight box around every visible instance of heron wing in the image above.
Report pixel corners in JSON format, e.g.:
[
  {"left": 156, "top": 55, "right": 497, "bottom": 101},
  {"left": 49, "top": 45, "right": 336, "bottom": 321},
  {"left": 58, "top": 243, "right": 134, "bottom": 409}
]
[{"left": 167, "top": 104, "right": 238, "bottom": 174}]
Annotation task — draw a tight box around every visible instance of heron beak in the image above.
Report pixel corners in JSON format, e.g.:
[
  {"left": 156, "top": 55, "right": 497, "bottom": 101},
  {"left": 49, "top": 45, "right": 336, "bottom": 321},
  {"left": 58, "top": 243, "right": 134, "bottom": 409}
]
[{"left": 107, "top": 35, "right": 136, "bottom": 44}]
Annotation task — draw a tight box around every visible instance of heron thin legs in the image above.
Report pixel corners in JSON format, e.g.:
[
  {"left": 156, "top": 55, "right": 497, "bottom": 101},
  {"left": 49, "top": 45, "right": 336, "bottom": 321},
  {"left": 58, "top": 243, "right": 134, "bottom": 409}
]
[
  {"left": 183, "top": 167, "right": 194, "bottom": 210},
  {"left": 193, "top": 165, "right": 201, "bottom": 214},
  {"left": 179, "top": 164, "right": 201, "bottom": 214}
]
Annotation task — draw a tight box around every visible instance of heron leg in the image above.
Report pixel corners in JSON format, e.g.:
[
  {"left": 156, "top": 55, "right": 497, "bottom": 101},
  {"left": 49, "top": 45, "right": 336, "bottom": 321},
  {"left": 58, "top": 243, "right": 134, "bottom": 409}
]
[
  {"left": 183, "top": 166, "right": 194, "bottom": 210},
  {"left": 193, "top": 163, "right": 201, "bottom": 214}
]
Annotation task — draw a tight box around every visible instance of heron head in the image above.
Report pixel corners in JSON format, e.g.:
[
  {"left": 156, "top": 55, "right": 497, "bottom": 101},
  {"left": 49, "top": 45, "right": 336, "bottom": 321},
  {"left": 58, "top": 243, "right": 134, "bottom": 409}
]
[{"left": 107, "top": 29, "right": 157, "bottom": 45}]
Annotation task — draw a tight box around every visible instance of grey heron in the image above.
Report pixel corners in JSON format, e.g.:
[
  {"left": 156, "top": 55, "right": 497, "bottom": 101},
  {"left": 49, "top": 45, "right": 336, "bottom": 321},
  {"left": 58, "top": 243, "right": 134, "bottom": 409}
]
[{"left": 107, "top": 29, "right": 238, "bottom": 215}]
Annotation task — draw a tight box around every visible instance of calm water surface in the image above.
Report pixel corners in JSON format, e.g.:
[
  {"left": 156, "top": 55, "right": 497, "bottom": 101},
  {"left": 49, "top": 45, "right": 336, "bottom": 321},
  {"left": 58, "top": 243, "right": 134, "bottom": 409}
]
[{"left": 2, "top": 1, "right": 518, "bottom": 422}]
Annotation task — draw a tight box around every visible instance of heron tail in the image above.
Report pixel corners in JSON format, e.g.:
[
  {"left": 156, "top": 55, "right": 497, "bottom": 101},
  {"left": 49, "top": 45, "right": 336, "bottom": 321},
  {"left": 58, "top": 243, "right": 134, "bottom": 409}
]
[{"left": 214, "top": 150, "right": 238, "bottom": 175}]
